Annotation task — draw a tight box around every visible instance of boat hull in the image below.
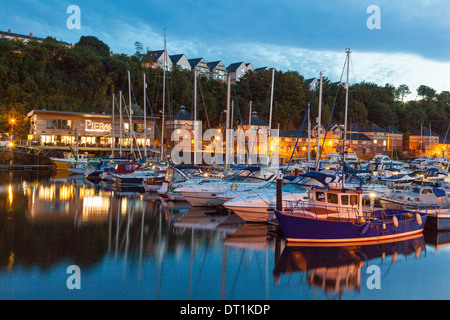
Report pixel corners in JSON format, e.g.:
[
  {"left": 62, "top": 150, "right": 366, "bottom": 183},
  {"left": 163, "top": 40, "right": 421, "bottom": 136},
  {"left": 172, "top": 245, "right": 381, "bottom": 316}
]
[
  {"left": 224, "top": 205, "right": 271, "bottom": 223},
  {"left": 274, "top": 209, "right": 427, "bottom": 244}
]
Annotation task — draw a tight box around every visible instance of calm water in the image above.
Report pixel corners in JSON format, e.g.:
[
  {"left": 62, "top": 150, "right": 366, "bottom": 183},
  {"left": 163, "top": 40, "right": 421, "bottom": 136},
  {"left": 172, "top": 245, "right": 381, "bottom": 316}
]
[{"left": 0, "top": 171, "right": 449, "bottom": 300}]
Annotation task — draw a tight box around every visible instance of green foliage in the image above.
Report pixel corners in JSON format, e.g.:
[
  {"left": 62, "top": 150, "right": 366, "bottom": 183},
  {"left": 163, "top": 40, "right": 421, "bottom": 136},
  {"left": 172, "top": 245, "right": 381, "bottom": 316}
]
[{"left": 0, "top": 36, "right": 449, "bottom": 140}]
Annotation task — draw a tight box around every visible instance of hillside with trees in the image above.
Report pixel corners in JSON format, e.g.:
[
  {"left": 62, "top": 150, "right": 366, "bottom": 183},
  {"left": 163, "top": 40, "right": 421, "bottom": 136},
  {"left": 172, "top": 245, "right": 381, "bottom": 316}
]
[{"left": 0, "top": 35, "right": 449, "bottom": 140}]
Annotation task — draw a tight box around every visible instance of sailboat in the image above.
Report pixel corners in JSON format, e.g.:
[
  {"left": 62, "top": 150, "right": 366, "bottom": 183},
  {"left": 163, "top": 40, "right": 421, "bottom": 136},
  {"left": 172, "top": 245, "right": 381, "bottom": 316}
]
[{"left": 274, "top": 49, "right": 427, "bottom": 244}]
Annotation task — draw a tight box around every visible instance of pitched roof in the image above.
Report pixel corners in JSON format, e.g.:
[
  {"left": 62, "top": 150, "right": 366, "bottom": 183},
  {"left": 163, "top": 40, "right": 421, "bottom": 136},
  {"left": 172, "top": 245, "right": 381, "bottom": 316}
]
[
  {"left": 242, "top": 112, "right": 268, "bottom": 126},
  {"left": 386, "top": 125, "right": 402, "bottom": 134},
  {"left": 169, "top": 54, "right": 185, "bottom": 64},
  {"left": 254, "top": 67, "right": 269, "bottom": 72},
  {"left": 143, "top": 50, "right": 165, "bottom": 62},
  {"left": 169, "top": 106, "right": 194, "bottom": 121},
  {"left": 207, "top": 61, "right": 224, "bottom": 70},
  {"left": 279, "top": 129, "right": 308, "bottom": 138},
  {"left": 188, "top": 58, "right": 205, "bottom": 69},
  {"left": 227, "top": 62, "right": 245, "bottom": 72},
  {"left": 411, "top": 127, "right": 439, "bottom": 136},
  {"left": 347, "top": 123, "right": 363, "bottom": 132},
  {"left": 363, "top": 123, "right": 388, "bottom": 133},
  {"left": 346, "top": 133, "right": 371, "bottom": 141}
]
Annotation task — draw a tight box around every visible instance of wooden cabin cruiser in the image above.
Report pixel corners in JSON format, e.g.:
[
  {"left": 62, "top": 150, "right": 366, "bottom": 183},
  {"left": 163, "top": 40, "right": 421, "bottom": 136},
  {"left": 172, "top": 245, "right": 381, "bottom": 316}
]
[
  {"left": 274, "top": 184, "right": 426, "bottom": 244},
  {"left": 177, "top": 166, "right": 277, "bottom": 207}
]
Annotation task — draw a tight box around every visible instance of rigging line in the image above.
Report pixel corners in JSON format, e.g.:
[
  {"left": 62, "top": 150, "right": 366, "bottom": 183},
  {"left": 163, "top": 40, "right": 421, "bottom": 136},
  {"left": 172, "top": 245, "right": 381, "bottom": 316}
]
[
  {"left": 261, "top": 73, "right": 273, "bottom": 119},
  {"left": 232, "top": 85, "right": 251, "bottom": 158},
  {"left": 147, "top": 96, "right": 164, "bottom": 157},
  {"left": 197, "top": 78, "right": 211, "bottom": 129},
  {"left": 317, "top": 57, "right": 348, "bottom": 163},
  {"left": 285, "top": 87, "right": 317, "bottom": 173}
]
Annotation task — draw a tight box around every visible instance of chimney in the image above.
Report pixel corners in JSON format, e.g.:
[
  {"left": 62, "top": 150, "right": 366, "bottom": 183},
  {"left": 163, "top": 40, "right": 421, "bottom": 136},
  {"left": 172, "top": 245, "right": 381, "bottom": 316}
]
[{"left": 8, "top": 29, "right": 11, "bottom": 33}]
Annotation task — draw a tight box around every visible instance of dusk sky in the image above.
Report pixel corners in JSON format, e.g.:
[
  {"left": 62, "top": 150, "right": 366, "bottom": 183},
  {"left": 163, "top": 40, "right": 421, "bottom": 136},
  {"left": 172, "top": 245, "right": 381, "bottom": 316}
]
[{"left": 1, "top": 0, "right": 450, "bottom": 99}]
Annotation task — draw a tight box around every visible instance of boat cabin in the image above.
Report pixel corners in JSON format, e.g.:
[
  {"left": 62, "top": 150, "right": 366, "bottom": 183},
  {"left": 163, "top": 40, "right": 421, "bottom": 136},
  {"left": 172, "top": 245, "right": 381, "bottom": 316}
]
[
  {"left": 304, "top": 186, "right": 364, "bottom": 218},
  {"left": 114, "top": 162, "right": 141, "bottom": 175}
]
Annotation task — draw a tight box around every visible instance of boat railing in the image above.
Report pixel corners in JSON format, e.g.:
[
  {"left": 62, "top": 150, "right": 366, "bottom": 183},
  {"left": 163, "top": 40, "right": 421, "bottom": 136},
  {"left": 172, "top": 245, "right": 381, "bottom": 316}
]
[{"left": 281, "top": 200, "right": 363, "bottom": 222}]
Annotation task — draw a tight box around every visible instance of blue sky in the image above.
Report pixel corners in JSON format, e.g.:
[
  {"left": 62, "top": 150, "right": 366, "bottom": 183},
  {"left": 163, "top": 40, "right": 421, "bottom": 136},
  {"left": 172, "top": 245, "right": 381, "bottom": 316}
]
[{"left": 1, "top": 0, "right": 450, "bottom": 98}]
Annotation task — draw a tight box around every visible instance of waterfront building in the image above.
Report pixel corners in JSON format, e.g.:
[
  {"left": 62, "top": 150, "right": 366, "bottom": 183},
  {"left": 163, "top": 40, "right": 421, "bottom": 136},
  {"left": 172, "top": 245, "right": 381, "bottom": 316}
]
[
  {"left": 26, "top": 109, "right": 156, "bottom": 152},
  {"left": 362, "top": 123, "right": 388, "bottom": 155},
  {"left": 386, "top": 125, "right": 404, "bottom": 152},
  {"left": 165, "top": 106, "right": 202, "bottom": 149},
  {"left": 409, "top": 127, "right": 439, "bottom": 157}
]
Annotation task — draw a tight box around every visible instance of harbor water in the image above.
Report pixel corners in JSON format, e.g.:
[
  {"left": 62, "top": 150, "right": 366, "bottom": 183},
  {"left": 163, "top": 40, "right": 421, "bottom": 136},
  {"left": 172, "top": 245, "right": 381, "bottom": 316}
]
[{"left": 0, "top": 171, "right": 449, "bottom": 300}]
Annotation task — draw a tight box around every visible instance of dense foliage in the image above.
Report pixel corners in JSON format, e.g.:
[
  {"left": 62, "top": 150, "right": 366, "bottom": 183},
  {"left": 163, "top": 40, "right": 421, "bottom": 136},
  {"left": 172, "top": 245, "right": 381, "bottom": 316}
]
[{"left": 0, "top": 35, "right": 449, "bottom": 140}]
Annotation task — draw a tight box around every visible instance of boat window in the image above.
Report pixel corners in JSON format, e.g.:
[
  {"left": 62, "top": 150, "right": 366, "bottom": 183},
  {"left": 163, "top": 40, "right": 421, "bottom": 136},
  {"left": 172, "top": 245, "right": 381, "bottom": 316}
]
[
  {"left": 421, "top": 189, "right": 433, "bottom": 194},
  {"left": 327, "top": 193, "right": 338, "bottom": 204},
  {"left": 341, "top": 195, "right": 349, "bottom": 205},
  {"left": 126, "top": 165, "right": 132, "bottom": 170},
  {"left": 350, "top": 195, "right": 358, "bottom": 205},
  {"left": 316, "top": 191, "right": 325, "bottom": 202}
]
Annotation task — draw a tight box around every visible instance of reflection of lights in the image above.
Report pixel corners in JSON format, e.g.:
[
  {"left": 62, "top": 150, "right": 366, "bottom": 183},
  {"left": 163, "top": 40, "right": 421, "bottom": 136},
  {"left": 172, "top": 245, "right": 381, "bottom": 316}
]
[
  {"left": 82, "top": 196, "right": 110, "bottom": 222},
  {"left": 7, "top": 251, "right": 14, "bottom": 272},
  {"left": 8, "top": 184, "right": 13, "bottom": 206}
]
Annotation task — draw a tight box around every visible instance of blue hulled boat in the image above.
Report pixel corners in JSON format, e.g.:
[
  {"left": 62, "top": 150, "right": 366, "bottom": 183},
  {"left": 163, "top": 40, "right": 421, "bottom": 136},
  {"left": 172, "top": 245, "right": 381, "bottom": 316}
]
[{"left": 274, "top": 185, "right": 427, "bottom": 244}]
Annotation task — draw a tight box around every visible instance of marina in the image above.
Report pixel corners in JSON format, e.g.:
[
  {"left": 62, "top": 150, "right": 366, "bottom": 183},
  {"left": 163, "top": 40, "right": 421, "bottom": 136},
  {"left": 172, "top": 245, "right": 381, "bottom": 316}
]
[
  {"left": 0, "top": 170, "right": 449, "bottom": 300},
  {"left": 1, "top": 2, "right": 450, "bottom": 303}
]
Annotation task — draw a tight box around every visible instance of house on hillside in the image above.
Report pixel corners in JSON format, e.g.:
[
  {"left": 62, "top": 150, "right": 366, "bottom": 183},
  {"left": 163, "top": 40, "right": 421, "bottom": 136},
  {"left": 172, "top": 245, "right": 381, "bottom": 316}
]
[
  {"left": 188, "top": 58, "right": 210, "bottom": 77},
  {"left": 142, "top": 50, "right": 173, "bottom": 71},
  {"left": 227, "top": 62, "right": 247, "bottom": 83},
  {"left": 170, "top": 54, "right": 191, "bottom": 71},
  {"left": 207, "top": 61, "right": 227, "bottom": 82},
  {"left": 0, "top": 29, "right": 73, "bottom": 47}
]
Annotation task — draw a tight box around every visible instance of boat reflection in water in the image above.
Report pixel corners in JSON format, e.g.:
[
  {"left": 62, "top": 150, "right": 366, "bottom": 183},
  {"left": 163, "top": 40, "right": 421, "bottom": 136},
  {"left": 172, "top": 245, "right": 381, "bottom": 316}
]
[{"left": 273, "top": 235, "right": 426, "bottom": 299}]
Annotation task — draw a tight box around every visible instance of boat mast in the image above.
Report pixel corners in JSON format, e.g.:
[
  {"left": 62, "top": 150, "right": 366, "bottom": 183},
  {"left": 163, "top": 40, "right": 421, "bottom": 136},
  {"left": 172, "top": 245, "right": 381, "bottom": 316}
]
[
  {"left": 112, "top": 93, "right": 115, "bottom": 158},
  {"left": 194, "top": 68, "right": 198, "bottom": 165},
  {"left": 119, "top": 90, "right": 123, "bottom": 157},
  {"left": 342, "top": 48, "right": 351, "bottom": 188},
  {"left": 315, "top": 71, "right": 323, "bottom": 171},
  {"left": 128, "top": 70, "right": 134, "bottom": 158},
  {"left": 225, "top": 73, "right": 231, "bottom": 177},
  {"left": 144, "top": 73, "right": 147, "bottom": 161},
  {"left": 268, "top": 67, "right": 275, "bottom": 163},
  {"left": 161, "top": 27, "right": 167, "bottom": 161}
]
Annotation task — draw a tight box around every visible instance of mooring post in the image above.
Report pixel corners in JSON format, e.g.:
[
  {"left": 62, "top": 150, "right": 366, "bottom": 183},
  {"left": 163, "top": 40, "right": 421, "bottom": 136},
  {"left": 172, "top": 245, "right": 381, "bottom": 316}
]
[{"left": 276, "top": 171, "right": 283, "bottom": 211}]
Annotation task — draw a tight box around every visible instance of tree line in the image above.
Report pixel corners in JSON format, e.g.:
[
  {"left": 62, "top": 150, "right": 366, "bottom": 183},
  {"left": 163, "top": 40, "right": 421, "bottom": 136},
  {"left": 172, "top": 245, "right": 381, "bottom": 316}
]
[{"left": 0, "top": 35, "right": 449, "bottom": 140}]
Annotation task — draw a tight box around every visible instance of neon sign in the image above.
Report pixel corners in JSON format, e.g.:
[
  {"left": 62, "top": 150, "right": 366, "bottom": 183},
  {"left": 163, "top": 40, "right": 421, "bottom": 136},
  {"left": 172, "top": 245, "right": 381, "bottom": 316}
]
[{"left": 85, "top": 120, "right": 112, "bottom": 132}]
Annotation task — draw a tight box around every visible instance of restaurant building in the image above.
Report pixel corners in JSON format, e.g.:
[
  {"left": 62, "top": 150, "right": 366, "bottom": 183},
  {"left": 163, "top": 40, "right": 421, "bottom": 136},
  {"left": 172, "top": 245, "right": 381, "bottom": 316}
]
[{"left": 26, "top": 109, "right": 156, "bottom": 152}]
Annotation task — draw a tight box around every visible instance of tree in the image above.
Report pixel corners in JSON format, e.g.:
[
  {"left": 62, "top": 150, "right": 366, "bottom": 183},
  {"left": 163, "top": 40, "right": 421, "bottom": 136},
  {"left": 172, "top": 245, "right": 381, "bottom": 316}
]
[
  {"left": 75, "top": 36, "right": 110, "bottom": 57},
  {"left": 417, "top": 85, "right": 436, "bottom": 100},
  {"left": 395, "top": 84, "right": 411, "bottom": 102}
]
